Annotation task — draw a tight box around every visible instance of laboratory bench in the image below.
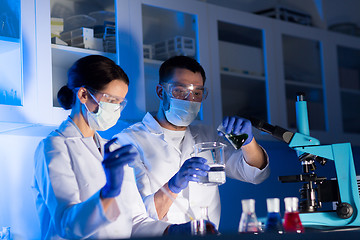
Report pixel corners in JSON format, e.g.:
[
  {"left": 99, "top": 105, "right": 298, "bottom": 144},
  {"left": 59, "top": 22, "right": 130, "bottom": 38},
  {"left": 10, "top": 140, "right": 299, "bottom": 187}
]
[{"left": 129, "top": 226, "right": 360, "bottom": 240}]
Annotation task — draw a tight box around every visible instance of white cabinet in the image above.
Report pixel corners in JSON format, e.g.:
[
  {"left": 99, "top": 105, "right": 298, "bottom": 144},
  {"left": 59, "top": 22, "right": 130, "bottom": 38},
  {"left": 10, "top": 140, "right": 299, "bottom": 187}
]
[
  {"left": 207, "top": 4, "right": 360, "bottom": 145},
  {"left": 2, "top": 0, "right": 360, "bottom": 143}
]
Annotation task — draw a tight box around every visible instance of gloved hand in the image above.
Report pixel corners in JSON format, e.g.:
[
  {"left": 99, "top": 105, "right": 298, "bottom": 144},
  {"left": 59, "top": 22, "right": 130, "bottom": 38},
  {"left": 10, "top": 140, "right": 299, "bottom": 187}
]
[
  {"left": 100, "top": 138, "right": 137, "bottom": 198},
  {"left": 218, "top": 116, "right": 254, "bottom": 146},
  {"left": 168, "top": 157, "right": 210, "bottom": 194},
  {"left": 165, "top": 220, "right": 219, "bottom": 235}
]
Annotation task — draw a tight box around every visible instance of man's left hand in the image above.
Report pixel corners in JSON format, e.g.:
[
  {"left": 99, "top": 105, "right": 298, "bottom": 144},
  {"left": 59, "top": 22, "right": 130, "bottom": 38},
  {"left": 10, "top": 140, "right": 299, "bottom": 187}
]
[{"left": 220, "top": 116, "right": 253, "bottom": 146}]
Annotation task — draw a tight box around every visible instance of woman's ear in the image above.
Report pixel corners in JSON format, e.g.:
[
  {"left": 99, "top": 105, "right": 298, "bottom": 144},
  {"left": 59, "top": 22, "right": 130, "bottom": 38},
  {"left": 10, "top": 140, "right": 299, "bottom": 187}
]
[
  {"left": 156, "top": 84, "right": 164, "bottom": 100},
  {"left": 77, "top": 87, "right": 88, "bottom": 104}
]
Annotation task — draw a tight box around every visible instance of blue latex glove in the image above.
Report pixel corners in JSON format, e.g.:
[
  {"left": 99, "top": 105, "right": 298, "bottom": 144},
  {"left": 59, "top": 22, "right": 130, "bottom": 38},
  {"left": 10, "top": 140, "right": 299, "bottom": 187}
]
[
  {"left": 168, "top": 157, "right": 210, "bottom": 194},
  {"left": 219, "top": 116, "right": 254, "bottom": 146},
  {"left": 165, "top": 220, "right": 219, "bottom": 235},
  {"left": 100, "top": 138, "right": 137, "bottom": 198}
]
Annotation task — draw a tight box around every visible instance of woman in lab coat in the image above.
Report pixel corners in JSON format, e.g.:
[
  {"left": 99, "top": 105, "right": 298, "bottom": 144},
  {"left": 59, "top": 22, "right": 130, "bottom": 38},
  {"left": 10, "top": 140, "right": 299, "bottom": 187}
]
[{"left": 33, "top": 55, "right": 172, "bottom": 239}]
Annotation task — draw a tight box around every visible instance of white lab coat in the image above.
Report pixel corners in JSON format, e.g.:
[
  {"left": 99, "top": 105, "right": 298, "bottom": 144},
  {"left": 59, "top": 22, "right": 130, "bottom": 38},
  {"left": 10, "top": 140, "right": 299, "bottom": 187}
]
[
  {"left": 115, "top": 113, "right": 270, "bottom": 228},
  {"left": 33, "top": 117, "right": 170, "bottom": 240}
]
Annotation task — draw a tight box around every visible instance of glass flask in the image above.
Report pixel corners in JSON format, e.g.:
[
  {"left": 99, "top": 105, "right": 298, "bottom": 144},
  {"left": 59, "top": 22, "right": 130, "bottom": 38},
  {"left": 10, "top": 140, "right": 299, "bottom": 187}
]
[
  {"left": 283, "top": 197, "right": 304, "bottom": 233},
  {"left": 238, "top": 199, "right": 261, "bottom": 233},
  {"left": 217, "top": 124, "right": 248, "bottom": 149},
  {"left": 265, "top": 198, "right": 284, "bottom": 234},
  {"left": 191, "top": 206, "right": 209, "bottom": 235}
]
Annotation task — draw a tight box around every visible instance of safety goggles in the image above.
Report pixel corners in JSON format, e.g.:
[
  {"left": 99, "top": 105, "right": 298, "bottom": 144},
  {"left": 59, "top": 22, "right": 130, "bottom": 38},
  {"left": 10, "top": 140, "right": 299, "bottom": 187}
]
[
  {"left": 161, "top": 82, "right": 208, "bottom": 102},
  {"left": 86, "top": 87, "right": 127, "bottom": 112}
]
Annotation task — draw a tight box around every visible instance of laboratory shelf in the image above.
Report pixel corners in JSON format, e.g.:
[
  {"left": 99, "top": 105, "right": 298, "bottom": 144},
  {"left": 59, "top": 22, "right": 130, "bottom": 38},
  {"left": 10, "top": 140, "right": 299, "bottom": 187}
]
[
  {"left": 143, "top": 58, "right": 163, "bottom": 66},
  {"left": 220, "top": 70, "right": 266, "bottom": 82},
  {"left": 285, "top": 80, "right": 323, "bottom": 89},
  {"left": 51, "top": 44, "right": 117, "bottom": 65},
  {"left": 0, "top": 39, "right": 20, "bottom": 54},
  {"left": 340, "top": 88, "right": 360, "bottom": 95},
  {"left": 0, "top": 36, "right": 20, "bottom": 44}
]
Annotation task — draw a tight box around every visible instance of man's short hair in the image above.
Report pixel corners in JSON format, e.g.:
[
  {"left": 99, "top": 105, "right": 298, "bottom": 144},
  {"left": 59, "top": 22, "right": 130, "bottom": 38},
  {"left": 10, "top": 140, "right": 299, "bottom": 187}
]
[{"left": 159, "top": 56, "right": 206, "bottom": 84}]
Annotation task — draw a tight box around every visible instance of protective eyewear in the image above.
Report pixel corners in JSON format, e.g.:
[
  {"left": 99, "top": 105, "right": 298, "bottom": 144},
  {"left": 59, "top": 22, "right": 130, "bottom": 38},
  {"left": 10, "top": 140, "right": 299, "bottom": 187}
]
[
  {"left": 86, "top": 87, "right": 127, "bottom": 112},
  {"left": 161, "top": 82, "right": 208, "bottom": 102}
]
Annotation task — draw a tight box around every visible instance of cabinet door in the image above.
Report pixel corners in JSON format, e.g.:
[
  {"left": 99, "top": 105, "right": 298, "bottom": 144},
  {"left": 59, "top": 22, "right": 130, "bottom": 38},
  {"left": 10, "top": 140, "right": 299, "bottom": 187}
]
[
  {"left": 142, "top": 4, "right": 198, "bottom": 114},
  {"left": 0, "top": 0, "right": 38, "bottom": 127},
  {"left": 218, "top": 21, "right": 267, "bottom": 122},
  {"left": 282, "top": 34, "right": 326, "bottom": 131},
  {"left": 50, "top": 0, "right": 117, "bottom": 117},
  {"left": 122, "top": 0, "right": 211, "bottom": 124},
  {"left": 337, "top": 45, "right": 360, "bottom": 134},
  {"left": 0, "top": 0, "right": 22, "bottom": 107},
  {"left": 35, "top": 0, "right": 118, "bottom": 125},
  {"left": 207, "top": 5, "right": 276, "bottom": 129}
]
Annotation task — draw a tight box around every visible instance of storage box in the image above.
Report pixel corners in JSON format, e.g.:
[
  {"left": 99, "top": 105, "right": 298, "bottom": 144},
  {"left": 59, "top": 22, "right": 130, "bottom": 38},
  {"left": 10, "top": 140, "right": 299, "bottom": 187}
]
[
  {"left": 219, "top": 41, "right": 264, "bottom": 77},
  {"left": 167, "top": 36, "right": 195, "bottom": 57},
  {"left": 255, "top": 5, "right": 312, "bottom": 26},
  {"left": 51, "top": 17, "right": 64, "bottom": 38},
  {"left": 152, "top": 36, "right": 196, "bottom": 60},
  {"left": 60, "top": 27, "right": 104, "bottom": 51},
  {"left": 153, "top": 41, "right": 168, "bottom": 60},
  {"left": 103, "top": 26, "right": 116, "bottom": 53},
  {"left": 143, "top": 44, "right": 154, "bottom": 59}
]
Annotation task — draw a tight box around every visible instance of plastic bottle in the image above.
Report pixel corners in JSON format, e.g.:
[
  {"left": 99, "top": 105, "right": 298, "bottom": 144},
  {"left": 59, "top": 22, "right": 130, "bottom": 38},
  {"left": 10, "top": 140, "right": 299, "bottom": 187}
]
[
  {"left": 238, "top": 199, "right": 261, "bottom": 233},
  {"left": 265, "top": 198, "right": 284, "bottom": 234},
  {"left": 283, "top": 197, "right": 304, "bottom": 233}
]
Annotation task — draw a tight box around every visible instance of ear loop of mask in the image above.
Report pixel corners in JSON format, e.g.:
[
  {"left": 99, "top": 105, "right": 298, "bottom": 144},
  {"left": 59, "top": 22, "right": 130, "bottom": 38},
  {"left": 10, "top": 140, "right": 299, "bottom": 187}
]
[
  {"left": 160, "top": 85, "right": 171, "bottom": 112},
  {"left": 83, "top": 89, "right": 100, "bottom": 115}
]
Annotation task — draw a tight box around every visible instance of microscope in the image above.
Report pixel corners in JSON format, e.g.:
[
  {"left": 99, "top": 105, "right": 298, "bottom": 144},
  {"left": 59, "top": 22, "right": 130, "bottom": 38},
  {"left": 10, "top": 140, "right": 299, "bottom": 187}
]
[{"left": 251, "top": 93, "right": 360, "bottom": 227}]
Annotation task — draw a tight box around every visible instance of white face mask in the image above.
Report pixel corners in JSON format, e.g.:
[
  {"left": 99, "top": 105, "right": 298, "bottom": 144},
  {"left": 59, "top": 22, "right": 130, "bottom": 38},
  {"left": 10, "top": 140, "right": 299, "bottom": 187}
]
[
  {"left": 85, "top": 100, "right": 121, "bottom": 131},
  {"left": 164, "top": 98, "right": 201, "bottom": 127}
]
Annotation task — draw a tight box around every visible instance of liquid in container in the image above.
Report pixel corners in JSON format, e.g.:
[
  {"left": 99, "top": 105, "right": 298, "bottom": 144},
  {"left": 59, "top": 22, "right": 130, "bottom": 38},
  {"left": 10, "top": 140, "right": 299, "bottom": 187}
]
[
  {"left": 265, "top": 198, "right": 284, "bottom": 234},
  {"left": 283, "top": 197, "right": 304, "bottom": 233},
  {"left": 238, "top": 199, "right": 261, "bottom": 233},
  {"left": 217, "top": 124, "right": 248, "bottom": 149}
]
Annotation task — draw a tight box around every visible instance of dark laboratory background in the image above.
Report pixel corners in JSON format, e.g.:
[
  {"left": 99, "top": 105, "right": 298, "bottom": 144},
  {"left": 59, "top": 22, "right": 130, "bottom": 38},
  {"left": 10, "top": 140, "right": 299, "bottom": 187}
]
[{"left": 1, "top": 0, "right": 360, "bottom": 239}]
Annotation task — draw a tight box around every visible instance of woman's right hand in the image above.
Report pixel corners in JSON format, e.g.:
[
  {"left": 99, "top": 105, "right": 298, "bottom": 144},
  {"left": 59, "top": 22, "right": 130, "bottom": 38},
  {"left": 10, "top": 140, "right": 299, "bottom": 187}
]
[{"left": 100, "top": 138, "right": 137, "bottom": 198}]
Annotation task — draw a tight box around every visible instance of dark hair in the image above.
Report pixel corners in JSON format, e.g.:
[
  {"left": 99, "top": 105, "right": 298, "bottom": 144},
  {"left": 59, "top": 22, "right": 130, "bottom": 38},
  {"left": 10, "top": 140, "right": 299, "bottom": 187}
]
[
  {"left": 57, "top": 55, "right": 129, "bottom": 110},
  {"left": 159, "top": 56, "right": 206, "bottom": 84}
]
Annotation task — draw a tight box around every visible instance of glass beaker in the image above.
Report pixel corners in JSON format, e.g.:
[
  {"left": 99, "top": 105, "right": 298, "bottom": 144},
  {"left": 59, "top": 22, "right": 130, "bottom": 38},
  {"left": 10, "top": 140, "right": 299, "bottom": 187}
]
[
  {"left": 265, "top": 198, "right": 284, "bottom": 234},
  {"left": 217, "top": 124, "right": 248, "bottom": 149},
  {"left": 191, "top": 206, "right": 209, "bottom": 235},
  {"left": 193, "top": 142, "right": 226, "bottom": 185},
  {"left": 238, "top": 199, "right": 261, "bottom": 233},
  {"left": 283, "top": 197, "right": 304, "bottom": 233}
]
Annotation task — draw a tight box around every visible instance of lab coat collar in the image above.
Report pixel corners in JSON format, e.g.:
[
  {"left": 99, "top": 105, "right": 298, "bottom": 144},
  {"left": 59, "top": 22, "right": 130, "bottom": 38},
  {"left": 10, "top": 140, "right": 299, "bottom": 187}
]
[
  {"left": 141, "top": 113, "right": 202, "bottom": 162},
  {"left": 58, "top": 116, "right": 105, "bottom": 158},
  {"left": 57, "top": 116, "right": 84, "bottom": 138},
  {"left": 142, "top": 112, "right": 199, "bottom": 139},
  {"left": 142, "top": 112, "right": 166, "bottom": 135}
]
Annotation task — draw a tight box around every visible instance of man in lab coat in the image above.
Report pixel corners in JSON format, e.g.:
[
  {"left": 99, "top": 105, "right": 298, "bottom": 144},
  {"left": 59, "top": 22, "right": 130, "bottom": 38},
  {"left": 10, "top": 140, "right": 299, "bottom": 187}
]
[{"left": 115, "top": 56, "right": 270, "bottom": 228}]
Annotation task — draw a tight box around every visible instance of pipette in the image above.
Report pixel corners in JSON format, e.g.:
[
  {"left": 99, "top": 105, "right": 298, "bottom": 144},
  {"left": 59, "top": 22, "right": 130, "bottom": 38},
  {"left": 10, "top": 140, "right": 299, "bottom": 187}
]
[{"left": 132, "top": 158, "right": 196, "bottom": 221}]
